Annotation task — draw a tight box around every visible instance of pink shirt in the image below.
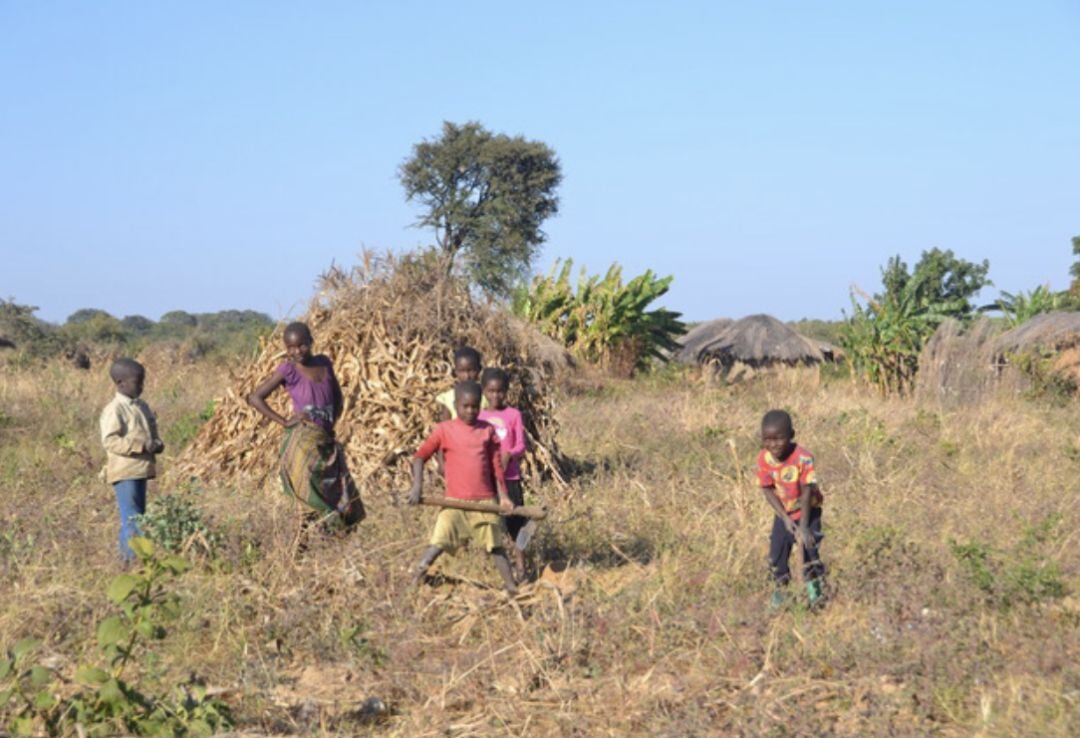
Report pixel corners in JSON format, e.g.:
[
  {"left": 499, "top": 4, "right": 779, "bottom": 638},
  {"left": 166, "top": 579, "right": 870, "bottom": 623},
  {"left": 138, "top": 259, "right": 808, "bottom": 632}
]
[{"left": 478, "top": 406, "right": 527, "bottom": 481}]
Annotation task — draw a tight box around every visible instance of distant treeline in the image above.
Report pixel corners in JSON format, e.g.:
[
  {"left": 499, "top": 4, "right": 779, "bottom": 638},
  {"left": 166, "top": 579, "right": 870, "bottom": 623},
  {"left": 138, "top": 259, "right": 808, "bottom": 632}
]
[{"left": 0, "top": 301, "right": 274, "bottom": 363}]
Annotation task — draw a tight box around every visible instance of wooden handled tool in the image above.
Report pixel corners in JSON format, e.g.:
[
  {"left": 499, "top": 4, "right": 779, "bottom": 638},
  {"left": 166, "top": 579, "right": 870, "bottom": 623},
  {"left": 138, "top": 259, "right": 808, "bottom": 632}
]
[{"left": 419, "top": 495, "right": 547, "bottom": 520}]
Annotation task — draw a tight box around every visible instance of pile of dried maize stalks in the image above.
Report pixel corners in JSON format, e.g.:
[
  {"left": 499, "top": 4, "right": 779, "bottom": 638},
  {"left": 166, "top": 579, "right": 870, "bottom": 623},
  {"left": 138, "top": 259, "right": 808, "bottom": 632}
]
[{"left": 174, "top": 250, "right": 571, "bottom": 494}]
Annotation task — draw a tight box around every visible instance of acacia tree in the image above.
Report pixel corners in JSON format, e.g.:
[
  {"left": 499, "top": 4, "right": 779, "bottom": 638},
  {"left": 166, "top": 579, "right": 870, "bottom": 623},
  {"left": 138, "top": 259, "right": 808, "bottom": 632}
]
[{"left": 399, "top": 121, "right": 561, "bottom": 296}]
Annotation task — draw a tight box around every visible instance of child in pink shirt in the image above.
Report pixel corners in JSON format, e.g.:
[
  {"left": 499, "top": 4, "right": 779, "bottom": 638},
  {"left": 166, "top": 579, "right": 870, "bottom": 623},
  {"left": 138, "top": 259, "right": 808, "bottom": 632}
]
[{"left": 479, "top": 368, "right": 529, "bottom": 579}]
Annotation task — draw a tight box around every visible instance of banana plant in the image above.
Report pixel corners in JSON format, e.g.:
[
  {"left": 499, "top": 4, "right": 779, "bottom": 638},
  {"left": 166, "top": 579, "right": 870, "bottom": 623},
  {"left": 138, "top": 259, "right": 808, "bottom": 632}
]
[{"left": 512, "top": 259, "right": 685, "bottom": 374}]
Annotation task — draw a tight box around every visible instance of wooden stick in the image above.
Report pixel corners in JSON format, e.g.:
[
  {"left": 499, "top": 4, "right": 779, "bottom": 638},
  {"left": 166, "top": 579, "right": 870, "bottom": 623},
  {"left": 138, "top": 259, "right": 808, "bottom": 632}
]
[{"left": 419, "top": 495, "right": 547, "bottom": 520}]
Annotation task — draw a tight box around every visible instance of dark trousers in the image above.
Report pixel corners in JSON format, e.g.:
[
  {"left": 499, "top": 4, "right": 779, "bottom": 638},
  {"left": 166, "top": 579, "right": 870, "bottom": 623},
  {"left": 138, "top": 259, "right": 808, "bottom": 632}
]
[
  {"left": 503, "top": 479, "right": 526, "bottom": 542},
  {"left": 769, "top": 507, "right": 824, "bottom": 584}
]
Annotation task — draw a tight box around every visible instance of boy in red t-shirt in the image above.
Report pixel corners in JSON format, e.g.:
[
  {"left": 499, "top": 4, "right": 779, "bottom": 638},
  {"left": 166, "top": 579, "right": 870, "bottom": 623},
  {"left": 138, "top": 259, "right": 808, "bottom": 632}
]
[
  {"left": 756, "top": 409, "right": 826, "bottom": 609},
  {"left": 407, "top": 381, "right": 517, "bottom": 593}
]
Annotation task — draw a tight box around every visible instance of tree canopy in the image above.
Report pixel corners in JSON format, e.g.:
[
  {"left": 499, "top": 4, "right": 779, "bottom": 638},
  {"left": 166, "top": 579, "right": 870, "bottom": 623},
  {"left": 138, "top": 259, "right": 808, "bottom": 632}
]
[
  {"left": 399, "top": 121, "right": 561, "bottom": 297},
  {"left": 1071, "top": 235, "right": 1080, "bottom": 293}
]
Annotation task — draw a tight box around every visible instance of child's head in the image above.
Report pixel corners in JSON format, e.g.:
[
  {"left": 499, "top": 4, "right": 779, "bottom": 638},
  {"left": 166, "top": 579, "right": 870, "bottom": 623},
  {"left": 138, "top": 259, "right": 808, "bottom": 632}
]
[
  {"left": 283, "top": 322, "right": 314, "bottom": 364},
  {"left": 453, "top": 380, "right": 483, "bottom": 425},
  {"left": 480, "top": 367, "right": 509, "bottom": 410},
  {"left": 760, "top": 409, "right": 795, "bottom": 461},
  {"left": 110, "top": 358, "right": 146, "bottom": 399},
  {"left": 452, "top": 346, "right": 482, "bottom": 383}
]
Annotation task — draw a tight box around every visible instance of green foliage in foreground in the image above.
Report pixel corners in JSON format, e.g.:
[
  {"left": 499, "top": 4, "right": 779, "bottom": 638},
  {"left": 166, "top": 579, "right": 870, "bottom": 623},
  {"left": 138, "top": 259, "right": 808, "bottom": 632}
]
[
  {"left": 949, "top": 514, "right": 1067, "bottom": 610},
  {"left": 841, "top": 249, "right": 991, "bottom": 395},
  {"left": 135, "top": 495, "right": 222, "bottom": 557},
  {"left": 512, "top": 259, "right": 686, "bottom": 375},
  {"left": 0, "top": 539, "right": 232, "bottom": 737}
]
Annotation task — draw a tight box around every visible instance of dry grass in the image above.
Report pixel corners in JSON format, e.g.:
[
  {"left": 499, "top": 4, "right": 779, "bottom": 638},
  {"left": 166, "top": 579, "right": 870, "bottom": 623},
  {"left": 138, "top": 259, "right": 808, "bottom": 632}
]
[{"left": 1, "top": 358, "right": 1077, "bottom": 737}]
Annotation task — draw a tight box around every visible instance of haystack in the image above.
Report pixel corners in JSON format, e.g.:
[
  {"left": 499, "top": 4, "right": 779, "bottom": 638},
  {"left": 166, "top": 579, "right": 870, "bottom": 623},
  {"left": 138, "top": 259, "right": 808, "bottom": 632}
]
[
  {"left": 697, "top": 314, "right": 829, "bottom": 371},
  {"left": 175, "top": 251, "right": 570, "bottom": 493},
  {"left": 673, "top": 318, "right": 733, "bottom": 364}
]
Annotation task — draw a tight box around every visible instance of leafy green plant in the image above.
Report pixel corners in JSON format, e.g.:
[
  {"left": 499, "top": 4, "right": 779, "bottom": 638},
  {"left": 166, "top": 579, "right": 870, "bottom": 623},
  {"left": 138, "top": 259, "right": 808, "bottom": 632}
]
[
  {"left": 996, "top": 285, "right": 1075, "bottom": 326},
  {"left": 841, "top": 249, "right": 991, "bottom": 395},
  {"left": 512, "top": 259, "right": 686, "bottom": 375},
  {"left": 1008, "top": 350, "right": 1077, "bottom": 401},
  {"left": 0, "top": 538, "right": 232, "bottom": 737},
  {"left": 164, "top": 401, "right": 216, "bottom": 450},
  {"left": 135, "top": 496, "right": 221, "bottom": 556}
]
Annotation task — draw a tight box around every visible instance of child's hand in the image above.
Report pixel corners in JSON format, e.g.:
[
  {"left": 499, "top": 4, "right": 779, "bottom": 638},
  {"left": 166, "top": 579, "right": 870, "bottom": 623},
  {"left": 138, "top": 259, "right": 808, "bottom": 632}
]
[
  {"left": 797, "top": 526, "right": 814, "bottom": 550},
  {"left": 784, "top": 517, "right": 799, "bottom": 537},
  {"left": 283, "top": 413, "right": 304, "bottom": 428},
  {"left": 150, "top": 439, "right": 165, "bottom": 454},
  {"left": 407, "top": 484, "right": 422, "bottom": 505},
  {"left": 498, "top": 495, "right": 514, "bottom": 513}
]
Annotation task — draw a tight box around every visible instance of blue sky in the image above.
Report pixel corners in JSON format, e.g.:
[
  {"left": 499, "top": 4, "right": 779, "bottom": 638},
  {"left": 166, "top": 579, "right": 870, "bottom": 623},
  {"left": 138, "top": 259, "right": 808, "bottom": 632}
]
[{"left": 2, "top": 1, "right": 1078, "bottom": 323}]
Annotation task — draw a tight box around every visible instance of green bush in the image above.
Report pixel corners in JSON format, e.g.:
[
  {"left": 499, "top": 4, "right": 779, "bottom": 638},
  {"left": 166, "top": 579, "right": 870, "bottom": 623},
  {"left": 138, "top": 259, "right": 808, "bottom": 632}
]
[
  {"left": 0, "top": 539, "right": 232, "bottom": 736},
  {"left": 135, "top": 496, "right": 221, "bottom": 556},
  {"left": 512, "top": 259, "right": 685, "bottom": 375}
]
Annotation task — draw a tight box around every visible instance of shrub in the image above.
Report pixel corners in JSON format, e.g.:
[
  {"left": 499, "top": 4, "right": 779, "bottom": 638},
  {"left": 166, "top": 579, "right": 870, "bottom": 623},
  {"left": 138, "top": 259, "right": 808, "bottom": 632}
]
[
  {"left": 841, "top": 249, "right": 990, "bottom": 395},
  {"left": 0, "top": 539, "right": 232, "bottom": 736},
  {"left": 997, "top": 285, "right": 1076, "bottom": 326},
  {"left": 135, "top": 495, "right": 221, "bottom": 556},
  {"left": 512, "top": 259, "right": 685, "bottom": 375}
]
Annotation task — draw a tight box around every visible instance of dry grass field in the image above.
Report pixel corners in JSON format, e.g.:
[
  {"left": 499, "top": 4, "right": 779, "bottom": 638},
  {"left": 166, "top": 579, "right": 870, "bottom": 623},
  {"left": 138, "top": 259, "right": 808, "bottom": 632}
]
[{"left": 1, "top": 359, "right": 1077, "bottom": 736}]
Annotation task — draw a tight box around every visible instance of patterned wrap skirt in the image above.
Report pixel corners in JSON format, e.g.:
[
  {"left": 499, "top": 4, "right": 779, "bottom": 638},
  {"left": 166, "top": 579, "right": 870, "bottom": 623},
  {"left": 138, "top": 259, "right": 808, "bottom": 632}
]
[{"left": 279, "top": 423, "right": 365, "bottom": 526}]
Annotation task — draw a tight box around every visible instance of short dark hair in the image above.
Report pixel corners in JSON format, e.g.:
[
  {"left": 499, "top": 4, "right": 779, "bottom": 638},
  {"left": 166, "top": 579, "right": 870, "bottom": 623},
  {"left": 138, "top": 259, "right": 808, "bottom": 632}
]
[
  {"left": 109, "top": 357, "right": 145, "bottom": 382},
  {"left": 454, "top": 380, "right": 482, "bottom": 403},
  {"left": 480, "top": 367, "right": 508, "bottom": 388},
  {"left": 453, "top": 346, "right": 481, "bottom": 368},
  {"left": 283, "top": 322, "right": 313, "bottom": 344},
  {"left": 761, "top": 409, "right": 794, "bottom": 435}
]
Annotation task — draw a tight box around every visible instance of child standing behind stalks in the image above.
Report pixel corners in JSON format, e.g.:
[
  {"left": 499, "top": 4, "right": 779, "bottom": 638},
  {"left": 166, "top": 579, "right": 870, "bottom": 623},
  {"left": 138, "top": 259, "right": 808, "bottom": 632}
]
[
  {"left": 756, "top": 409, "right": 826, "bottom": 609},
  {"left": 435, "top": 346, "right": 487, "bottom": 421},
  {"left": 407, "top": 380, "right": 517, "bottom": 594},
  {"left": 478, "top": 367, "right": 529, "bottom": 580},
  {"left": 99, "top": 358, "right": 163, "bottom": 562}
]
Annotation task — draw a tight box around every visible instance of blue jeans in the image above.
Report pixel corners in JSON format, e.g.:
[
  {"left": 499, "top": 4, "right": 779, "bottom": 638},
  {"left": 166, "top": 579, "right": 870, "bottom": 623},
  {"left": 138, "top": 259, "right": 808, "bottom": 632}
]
[{"left": 113, "top": 479, "right": 147, "bottom": 561}]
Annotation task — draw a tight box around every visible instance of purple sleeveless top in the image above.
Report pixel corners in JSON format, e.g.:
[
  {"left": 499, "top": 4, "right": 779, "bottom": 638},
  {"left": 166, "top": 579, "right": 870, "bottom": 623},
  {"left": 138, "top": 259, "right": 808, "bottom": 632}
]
[{"left": 275, "top": 355, "right": 336, "bottom": 430}]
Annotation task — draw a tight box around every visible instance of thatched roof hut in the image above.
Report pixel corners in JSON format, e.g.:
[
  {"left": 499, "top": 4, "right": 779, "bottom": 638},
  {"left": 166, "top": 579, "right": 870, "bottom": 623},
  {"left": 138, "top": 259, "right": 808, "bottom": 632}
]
[
  {"left": 674, "top": 318, "right": 733, "bottom": 364},
  {"left": 992, "top": 311, "right": 1080, "bottom": 355},
  {"left": 916, "top": 311, "right": 1080, "bottom": 406},
  {"left": 697, "top": 314, "right": 829, "bottom": 368}
]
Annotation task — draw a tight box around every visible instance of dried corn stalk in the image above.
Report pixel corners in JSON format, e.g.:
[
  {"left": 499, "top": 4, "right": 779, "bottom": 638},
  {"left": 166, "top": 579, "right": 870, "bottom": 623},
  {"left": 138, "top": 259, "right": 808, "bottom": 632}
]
[{"left": 174, "top": 250, "right": 570, "bottom": 495}]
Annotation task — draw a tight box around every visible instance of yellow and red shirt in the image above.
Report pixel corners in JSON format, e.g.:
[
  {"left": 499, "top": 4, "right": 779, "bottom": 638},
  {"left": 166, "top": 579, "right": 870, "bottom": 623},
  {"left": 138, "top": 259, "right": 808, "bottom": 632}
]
[{"left": 756, "top": 445, "right": 823, "bottom": 521}]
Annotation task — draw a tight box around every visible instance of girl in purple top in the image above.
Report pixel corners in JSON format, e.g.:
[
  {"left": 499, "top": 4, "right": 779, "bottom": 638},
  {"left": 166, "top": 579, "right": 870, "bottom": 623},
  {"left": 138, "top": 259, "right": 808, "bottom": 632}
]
[
  {"left": 479, "top": 367, "right": 529, "bottom": 580},
  {"left": 248, "top": 322, "right": 363, "bottom": 526}
]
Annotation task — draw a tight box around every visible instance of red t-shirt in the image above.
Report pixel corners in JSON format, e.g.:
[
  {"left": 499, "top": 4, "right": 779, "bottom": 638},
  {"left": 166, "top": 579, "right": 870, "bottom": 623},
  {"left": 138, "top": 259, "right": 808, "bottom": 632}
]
[
  {"left": 415, "top": 419, "right": 506, "bottom": 501},
  {"left": 756, "top": 444, "right": 823, "bottom": 521}
]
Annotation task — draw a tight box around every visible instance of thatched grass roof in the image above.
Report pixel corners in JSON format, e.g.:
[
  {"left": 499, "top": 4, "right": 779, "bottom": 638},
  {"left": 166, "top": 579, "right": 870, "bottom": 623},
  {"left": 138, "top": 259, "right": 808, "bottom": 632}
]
[
  {"left": 674, "top": 318, "right": 733, "bottom": 364},
  {"left": 992, "top": 311, "right": 1080, "bottom": 354},
  {"left": 698, "top": 314, "right": 827, "bottom": 366}
]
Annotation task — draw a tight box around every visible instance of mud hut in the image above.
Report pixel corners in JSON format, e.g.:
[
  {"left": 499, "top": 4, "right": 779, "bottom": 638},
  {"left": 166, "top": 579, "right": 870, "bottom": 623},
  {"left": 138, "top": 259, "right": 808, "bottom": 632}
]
[
  {"left": 696, "top": 314, "right": 831, "bottom": 377},
  {"left": 673, "top": 318, "right": 733, "bottom": 364}
]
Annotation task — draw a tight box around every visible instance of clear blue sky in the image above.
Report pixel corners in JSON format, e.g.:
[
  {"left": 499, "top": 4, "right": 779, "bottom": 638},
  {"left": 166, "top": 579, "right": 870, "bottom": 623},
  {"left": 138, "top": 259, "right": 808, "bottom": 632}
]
[{"left": 3, "top": 1, "right": 1078, "bottom": 324}]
